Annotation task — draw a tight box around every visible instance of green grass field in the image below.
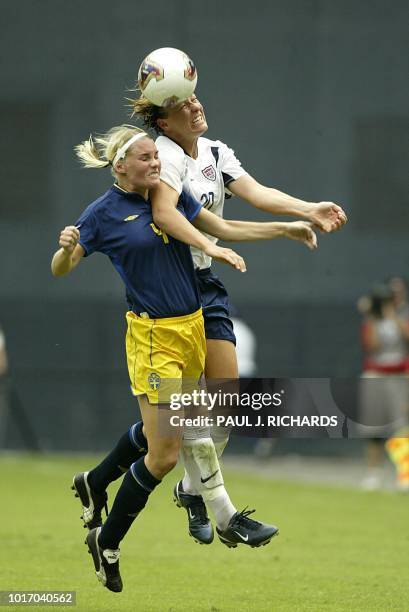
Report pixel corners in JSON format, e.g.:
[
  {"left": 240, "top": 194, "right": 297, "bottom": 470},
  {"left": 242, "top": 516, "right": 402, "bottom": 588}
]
[{"left": 1, "top": 454, "right": 408, "bottom": 612}]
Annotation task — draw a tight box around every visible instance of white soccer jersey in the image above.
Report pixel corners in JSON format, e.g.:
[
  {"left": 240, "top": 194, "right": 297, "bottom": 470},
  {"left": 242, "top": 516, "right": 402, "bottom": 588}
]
[{"left": 156, "top": 135, "right": 247, "bottom": 269}]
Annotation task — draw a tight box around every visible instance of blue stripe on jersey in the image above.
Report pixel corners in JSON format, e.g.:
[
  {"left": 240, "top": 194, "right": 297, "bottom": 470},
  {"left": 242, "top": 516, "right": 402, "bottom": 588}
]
[
  {"left": 210, "top": 146, "right": 219, "bottom": 165},
  {"left": 222, "top": 171, "right": 235, "bottom": 186},
  {"left": 75, "top": 185, "right": 202, "bottom": 318}
]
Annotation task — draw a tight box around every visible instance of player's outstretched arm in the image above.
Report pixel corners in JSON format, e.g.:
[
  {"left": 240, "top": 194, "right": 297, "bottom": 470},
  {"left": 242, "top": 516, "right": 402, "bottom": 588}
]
[
  {"left": 51, "top": 226, "right": 84, "bottom": 276},
  {"left": 193, "top": 208, "right": 317, "bottom": 250},
  {"left": 151, "top": 182, "right": 246, "bottom": 271},
  {"left": 229, "top": 175, "right": 347, "bottom": 233},
  {"left": 151, "top": 181, "right": 215, "bottom": 251}
]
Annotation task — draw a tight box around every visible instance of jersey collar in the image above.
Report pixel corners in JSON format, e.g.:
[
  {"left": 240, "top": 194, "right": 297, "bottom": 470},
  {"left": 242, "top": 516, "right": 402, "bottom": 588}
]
[{"left": 112, "top": 184, "right": 148, "bottom": 203}]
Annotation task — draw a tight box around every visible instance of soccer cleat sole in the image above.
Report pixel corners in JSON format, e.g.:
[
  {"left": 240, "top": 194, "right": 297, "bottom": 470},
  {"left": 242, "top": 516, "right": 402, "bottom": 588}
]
[
  {"left": 71, "top": 478, "right": 95, "bottom": 527},
  {"left": 85, "top": 530, "right": 122, "bottom": 593},
  {"left": 218, "top": 530, "right": 279, "bottom": 548},
  {"left": 71, "top": 475, "right": 107, "bottom": 530},
  {"left": 173, "top": 496, "right": 182, "bottom": 509},
  {"left": 85, "top": 532, "right": 102, "bottom": 579},
  {"left": 85, "top": 533, "right": 109, "bottom": 589},
  {"left": 71, "top": 484, "right": 88, "bottom": 526},
  {"left": 72, "top": 476, "right": 90, "bottom": 506},
  {"left": 189, "top": 533, "right": 206, "bottom": 546},
  {"left": 220, "top": 539, "right": 237, "bottom": 549},
  {"left": 250, "top": 532, "right": 279, "bottom": 548}
]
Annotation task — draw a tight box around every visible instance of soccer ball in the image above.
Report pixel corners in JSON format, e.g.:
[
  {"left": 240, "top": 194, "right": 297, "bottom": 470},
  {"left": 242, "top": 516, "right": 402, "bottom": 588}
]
[{"left": 138, "top": 47, "right": 198, "bottom": 108}]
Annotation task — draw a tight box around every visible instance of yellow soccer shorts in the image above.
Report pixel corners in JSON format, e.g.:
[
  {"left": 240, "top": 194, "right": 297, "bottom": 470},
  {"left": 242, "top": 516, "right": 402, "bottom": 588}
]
[{"left": 125, "top": 308, "right": 206, "bottom": 404}]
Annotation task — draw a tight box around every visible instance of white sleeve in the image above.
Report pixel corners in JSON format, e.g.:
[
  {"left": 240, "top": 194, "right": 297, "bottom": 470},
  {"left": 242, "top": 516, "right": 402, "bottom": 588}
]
[
  {"left": 156, "top": 136, "right": 186, "bottom": 195},
  {"left": 217, "top": 141, "right": 248, "bottom": 188}
]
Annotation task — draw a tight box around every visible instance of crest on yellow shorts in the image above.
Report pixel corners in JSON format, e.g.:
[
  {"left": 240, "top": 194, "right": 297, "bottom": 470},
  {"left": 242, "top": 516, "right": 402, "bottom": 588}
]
[{"left": 148, "top": 373, "right": 161, "bottom": 390}]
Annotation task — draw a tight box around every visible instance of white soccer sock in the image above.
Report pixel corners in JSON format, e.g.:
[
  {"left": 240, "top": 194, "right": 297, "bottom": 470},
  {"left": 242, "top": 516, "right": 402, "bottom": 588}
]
[
  {"left": 181, "top": 434, "right": 229, "bottom": 492},
  {"left": 213, "top": 437, "right": 229, "bottom": 458},
  {"left": 181, "top": 437, "right": 236, "bottom": 529},
  {"left": 201, "top": 486, "right": 236, "bottom": 530},
  {"left": 211, "top": 425, "right": 231, "bottom": 458},
  {"left": 181, "top": 425, "right": 211, "bottom": 495},
  {"left": 181, "top": 460, "right": 200, "bottom": 496},
  {"left": 181, "top": 472, "right": 197, "bottom": 495}
]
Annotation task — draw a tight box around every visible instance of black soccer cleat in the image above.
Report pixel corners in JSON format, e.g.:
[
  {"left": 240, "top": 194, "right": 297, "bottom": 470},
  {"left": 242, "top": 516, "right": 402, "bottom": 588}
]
[
  {"left": 86, "top": 527, "right": 122, "bottom": 593},
  {"left": 216, "top": 508, "right": 279, "bottom": 548},
  {"left": 173, "top": 481, "right": 214, "bottom": 545},
  {"left": 71, "top": 471, "right": 108, "bottom": 530}
]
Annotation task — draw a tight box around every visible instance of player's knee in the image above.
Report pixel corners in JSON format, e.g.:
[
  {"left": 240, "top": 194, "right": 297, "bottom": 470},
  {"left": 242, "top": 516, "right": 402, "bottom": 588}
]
[
  {"left": 163, "top": 453, "right": 179, "bottom": 473},
  {"left": 148, "top": 451, "right": 178, "bottom": 477},
  {"left": 155, "top": 456, "right": 178, "bottom": 477}
]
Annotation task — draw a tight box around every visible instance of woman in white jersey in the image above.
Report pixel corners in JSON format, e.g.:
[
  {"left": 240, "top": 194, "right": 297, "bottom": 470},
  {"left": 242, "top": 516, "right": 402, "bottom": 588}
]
[
  {"left": 132, "top": 94, "right": 346, "bottom": 375},
  {"left": 132, "top": 91, "right": 347, "bottom": 529}
]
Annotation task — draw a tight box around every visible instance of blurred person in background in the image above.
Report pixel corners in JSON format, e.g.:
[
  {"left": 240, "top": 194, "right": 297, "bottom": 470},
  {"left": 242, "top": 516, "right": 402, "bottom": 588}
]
[
  {"left": 389, "top": 276, "right": 409, "bottom": 319},
  {"left": 359, "top": 284, "right": 409, "bottom": 490},
  {"left": 0, "top": 325, "right": 8, "bottom": 377},
  {"left": 230, "top": 312, "right": 278, "bottom": 458},
  {"left": 384, "top": 277, "right": 409, "bottom": 490},
  {"left": 230, "top": 310, "right": 258, "bottom": 379},
  {"left": 0, "top": 324, "right": 9, "bottom": 447}
]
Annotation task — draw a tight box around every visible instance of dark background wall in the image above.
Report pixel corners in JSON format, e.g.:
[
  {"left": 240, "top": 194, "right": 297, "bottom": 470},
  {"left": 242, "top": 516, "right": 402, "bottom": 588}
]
[{"left": 0, "top": 0, "right": 408, "bottom": 449}]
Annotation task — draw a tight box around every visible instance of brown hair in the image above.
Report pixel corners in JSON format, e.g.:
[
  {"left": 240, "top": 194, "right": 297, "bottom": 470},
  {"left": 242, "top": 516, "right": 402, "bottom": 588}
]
[{"left": 129, "top": 93, "right": 169, "bottom": 134}]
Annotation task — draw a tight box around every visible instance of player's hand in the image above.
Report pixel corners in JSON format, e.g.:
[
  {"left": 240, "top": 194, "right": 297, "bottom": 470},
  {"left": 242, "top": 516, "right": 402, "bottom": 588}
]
[
  {"left": 204, "top": 244, "right": 246, "bottom": 272},
  {"left": 59, "top": 226, "right": 80, "bottom": 254},
  {"left": 310, "top": 202, "right": 347, "bottom": 233},
  {"left": 285, "top": 221, "right": 318, "bottom": 250}
]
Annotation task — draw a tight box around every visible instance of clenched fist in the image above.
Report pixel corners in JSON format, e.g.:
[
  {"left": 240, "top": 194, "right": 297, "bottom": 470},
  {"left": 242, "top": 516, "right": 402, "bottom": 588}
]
[{"left": 59, "top": 226, "right": 80, "bottom": 254}]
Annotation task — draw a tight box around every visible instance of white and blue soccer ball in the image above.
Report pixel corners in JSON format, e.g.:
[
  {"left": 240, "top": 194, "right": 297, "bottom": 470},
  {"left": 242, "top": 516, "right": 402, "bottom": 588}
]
[{"left": 138, "top": 47, "right": 198, "bottom": 108}]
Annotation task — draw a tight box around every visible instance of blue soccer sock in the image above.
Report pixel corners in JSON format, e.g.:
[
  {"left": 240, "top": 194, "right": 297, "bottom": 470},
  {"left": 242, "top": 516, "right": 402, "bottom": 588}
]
[
  {"left": 98, "top": 456, "right": 161, "bottom": 549},
  {"left": 87, "top": 422, "right": 147, "bottom": 493}
]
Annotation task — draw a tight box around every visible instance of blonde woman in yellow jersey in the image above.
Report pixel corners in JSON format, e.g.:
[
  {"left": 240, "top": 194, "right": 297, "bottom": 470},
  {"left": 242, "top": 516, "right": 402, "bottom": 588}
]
[{"left": 52, "top": 124, "right": 318, "bottom": 591}]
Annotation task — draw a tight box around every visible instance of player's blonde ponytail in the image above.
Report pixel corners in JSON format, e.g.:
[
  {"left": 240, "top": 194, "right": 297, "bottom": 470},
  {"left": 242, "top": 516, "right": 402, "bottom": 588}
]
[{"left": 75, "top": 125, "right": 148, "bottom": 176}]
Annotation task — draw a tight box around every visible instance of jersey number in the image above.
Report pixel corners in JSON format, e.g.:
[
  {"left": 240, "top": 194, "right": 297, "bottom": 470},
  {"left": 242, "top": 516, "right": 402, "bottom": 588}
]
[
  {"left": 201, "top": 192, "right": 215, "bottom": 210},
  {"left": 150, "top": 223, "right": 169, "bottom": 244}
]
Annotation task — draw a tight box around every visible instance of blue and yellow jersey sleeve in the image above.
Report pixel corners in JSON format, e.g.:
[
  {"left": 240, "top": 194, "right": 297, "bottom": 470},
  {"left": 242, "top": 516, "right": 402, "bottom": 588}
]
[{"left": 75, "top": 205, "right": 103, "bottom": 257}]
